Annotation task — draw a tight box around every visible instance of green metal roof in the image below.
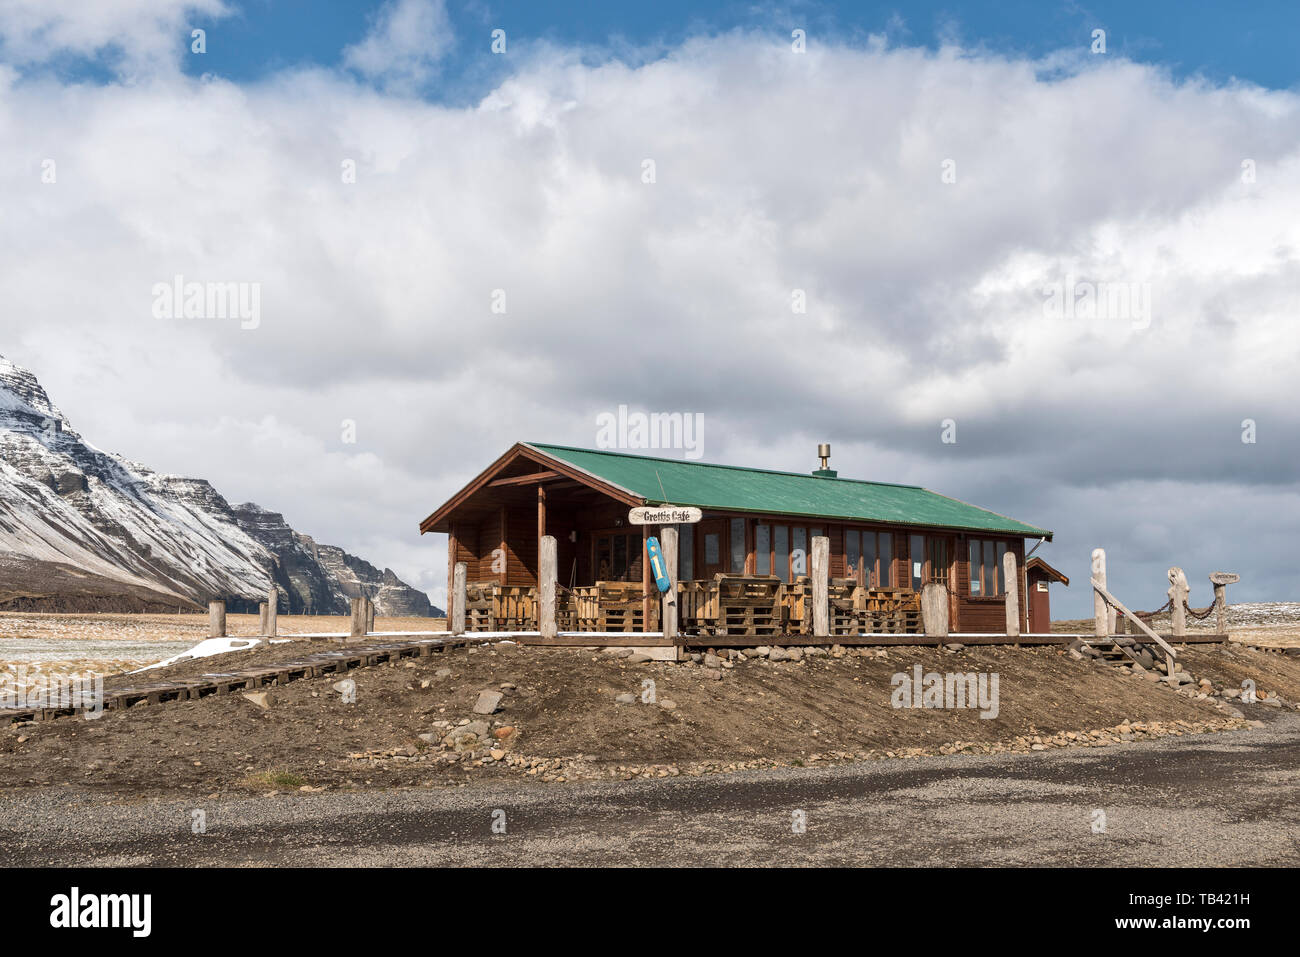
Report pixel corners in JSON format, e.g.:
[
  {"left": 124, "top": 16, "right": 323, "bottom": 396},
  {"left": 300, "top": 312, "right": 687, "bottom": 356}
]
[{"left": 527, "top": 443, "right": 1052, "bottom": 540}]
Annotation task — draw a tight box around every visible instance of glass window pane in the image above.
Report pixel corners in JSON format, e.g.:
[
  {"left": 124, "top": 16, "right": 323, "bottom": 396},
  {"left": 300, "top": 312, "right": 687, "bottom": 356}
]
[
  {"left": 756, "top": 524, "right": 771, "bottom": 576},
  {"left": 791, "top": 527, "right": 807, "bottom": 578},
  {"left": 969, "top": 539, "right": 981, "bottom": 594},
  {"left": 775, "top": 526, "right": 790, "bottom": 583},
  {"left": 983, "top": 541, "right": 996, "bottom": 597},
  {"left": 613, "top": 535, "right": 628, "bottom": 579},
  {"left": 679, "top": 525, "right": 694, "bottom": 581},
  {"left": 878, "top": 533, "right": 893, "bottom": 587},
  {"left": 730, "top": 518, "right": 746, "bottom": 573},
  {"left": 910, "top": 534, "right": 924, "bottom": 589},
  {"left": 863, "top": 533, "right": 878, "bottom": 588},
  {"left": 845, "top": 530, "right": 860, "bottom": 580},
  {"left": 996, "top": 542, "right": 1008, "bottom": 596},
  {"left": 704, "top": 533, "right": 719, "bottom": 566}
]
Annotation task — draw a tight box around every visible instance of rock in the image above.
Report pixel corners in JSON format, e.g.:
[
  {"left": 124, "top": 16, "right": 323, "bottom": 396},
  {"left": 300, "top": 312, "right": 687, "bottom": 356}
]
[
  {"left": 1262, "top": 697, "right": 1282, "bottom": 708},
  {"left": 703, "top": 668, "right": 723, "bottom": 680},
  {"left": 241, "top": 691, "right": 272, "bottom": 709},
  {"left": 703, "top": 653, "right": 722, "bottom": 668},
  {"left": 830, "top": 644, "right": 846, "bottom": 658},
  {"left": 659, "top": 699, "right": 677, "bottom": 710},
  {"left": 785, "top": 647, "right": 804, "bottom": 661},
  {"left": 473, "top": 690, "right": 504, "bottom": 714},
  {"left": 417, "top": 732, "right": 440, "bottom": 744},
  {"left": 434, "top": 667, "right": 452, "bottom": 678},
  {"left": 753, "top": 646, "right": 771, "bottom": 657},
  {"left": 768, "top": 648, "right": 789, "bottom": 661},
  {"left": 493, "top": 726, "right": 516, "bottom": 740},
  {"left": 444, "top": 720, "right": 490, "bottom": 751},
  {"left": 603, "top": 647, "right": 633, "bottom": 658},
  {"left": 626, "top": 652, "right": 653, "bottom": 664},
  {"left": 944, "top": 643, "right": 965, "bottom": 651},
  {"left": 499, "top": 682, "right": 517, "bottom": 691},
  {"left": 806, "top": 646, "right": 828, "bottom": 656},
  {"left": 615, "top": 692, "right": 636, "bottom": 704},
  {"left": 330, "top": 680, "right": 354, "bottom": 694}
]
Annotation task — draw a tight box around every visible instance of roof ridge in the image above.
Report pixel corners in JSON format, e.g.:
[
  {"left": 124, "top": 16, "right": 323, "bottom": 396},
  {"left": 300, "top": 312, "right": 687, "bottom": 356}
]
[{"left": 526, "top": 442, "right": 926, "bottom": 490}]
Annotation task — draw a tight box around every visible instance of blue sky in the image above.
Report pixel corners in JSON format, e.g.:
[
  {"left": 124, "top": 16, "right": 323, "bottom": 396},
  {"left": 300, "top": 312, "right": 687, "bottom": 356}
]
[{"left": 26, "top": 1, "right": 1300, "bottom": 95}]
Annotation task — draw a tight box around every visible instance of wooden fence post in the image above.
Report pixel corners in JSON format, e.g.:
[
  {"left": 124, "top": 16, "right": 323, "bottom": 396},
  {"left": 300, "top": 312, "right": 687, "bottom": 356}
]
[
  {"left": 1168, "top": 567, "right": 1188, "bottom": 638},
  {"left": 921, "top": 583, "right": 948, "bottom": 640},
  {"left": 349, "top": 596, "right": 366, "bottom": 638},
  {"left": 1002, "top": 550, "right": 1019, "bottom": 638},
  {"left": 365, "top": 597, "right": 375, "bottom": 635},
  {"left": 539, "top": 535, "right": 557, "bottom": 639},
  {"left": 1091, "top": 548, "right": 1108, "bottom": 638},
  {"left": 208, "top": 600, "right": 226, "bottom": 638},
  {"left": 660, "top": 526, "right": 678, "bottom": 642},
  {"left": 1209, "top": 572, "right": 1239, "bottom": 636},
  {"left": 266, "top": 586, "right": 278, "bottom": 637},
  {"left": 258, "top": 602, "right": 269, "bottom": 636},
  {"left": 811, "top": 535, "right": 830, "bottom": 638},
  {"left": 452, "top": 561, "right": 467, "bottom": 635}
]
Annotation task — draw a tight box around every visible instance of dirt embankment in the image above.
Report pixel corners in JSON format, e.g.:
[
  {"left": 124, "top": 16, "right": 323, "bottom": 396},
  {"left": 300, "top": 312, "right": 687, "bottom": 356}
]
[{"left": 5, "top": 638, "right": 1299, "bottom": 799}]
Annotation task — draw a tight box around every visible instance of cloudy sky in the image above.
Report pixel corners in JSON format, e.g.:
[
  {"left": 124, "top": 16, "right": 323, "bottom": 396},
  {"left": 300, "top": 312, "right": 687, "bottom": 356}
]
[{"left": 1, "top": 0, "right": 1297, "bottom": 614}]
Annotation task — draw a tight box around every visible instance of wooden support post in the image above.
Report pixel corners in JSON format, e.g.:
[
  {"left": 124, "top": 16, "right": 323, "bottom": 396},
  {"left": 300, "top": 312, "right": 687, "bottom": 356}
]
[
  {"left": 349, "top": 597, "right": 366, "bottom": 638},
  {"left": 1209, "top": 572, "right": 1238, "bottom": 636},
  {"left": 539, "top": 535, "right": 557, "bottom": 639},
  {"left": 266, "top": 586, "right": 278, "bottom": 637},
  {"left": 446, "top": 523, "right": 457, "bottom": 623},
  {"left": 642, "top": 524, "right": 653, "bottom": 631},
  {"left": 258, "top": 602, "right": 269, "bottom": 636},
  {"left": 661, "top": 526, "right": 678, "bottom": 641},
  {"left": 811, "top": 535, "right": 830, "bottom": 637},
  {"left": 1091, "top": 548, "right": 1108, "bottom": 639},
  {"left": 1168, "top": 567, "right": 1189, "bottom": 638},
  {"left": 365, "top": 597, "right": 375, "bottom": 635},
  {"left": 537, "top": 485, "right": 546, "bottom": 543},
  {"left": 208, "top": 600, "right": 226, "bottom": 638},
  {"left": 1002, "top": 550, "right": 1019, "bottom": 639},
  {"left": 921, "top": 583, "right": 949, "bottom": 639},
  {"left": 452, "top": 561, "right": 467, "bottom": 635}
]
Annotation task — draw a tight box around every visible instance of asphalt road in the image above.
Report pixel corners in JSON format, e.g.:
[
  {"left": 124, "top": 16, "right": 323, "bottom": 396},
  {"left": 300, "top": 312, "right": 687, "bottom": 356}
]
[{"left": 2, "top": 715, "right": 1297, "bottom": 867}]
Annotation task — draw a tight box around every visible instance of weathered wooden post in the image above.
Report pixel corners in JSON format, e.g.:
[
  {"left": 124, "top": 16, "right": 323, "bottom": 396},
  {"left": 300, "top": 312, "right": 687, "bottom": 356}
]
[
  {"left": 1168, "top": 567, "right": 1189, "bottom": 638},
  {"left": 266, "top": 586, "right": 278, "bottom": 637},
  {"left": 811, "top": 535, "right": 830, "bottom": 638},
  {"left": 365, "top": 597, "right": 375, "bottom": 635},
  {"left": 660, "top": 526, "right": 678, "bottom": 641},
  {"left": 921, "top": 582, "right": 948, "bottom": 640},
  {"left": 1209, "top": 572, "right": 1239, "bottom": 636},
  {"left": 208, "top": 600, "right": 226, "bottom": 638},
  {"left": 539, "top": 534, "right": 557, "bottom": 640},
  {"left": 349, "top": 596, "right": 366, "bottom": 638},
  {"left": 1091, "top": 548, "right": 1109, "bottom": 639},
  {"left": 258, "top": 602, "right": 269, "bottom": 636},
  {"left": 1002, "top": 550, "right": 1019, "bottom": 638},
  {"left": 451, "top": 561, "right": 467, "bottom": 635}
]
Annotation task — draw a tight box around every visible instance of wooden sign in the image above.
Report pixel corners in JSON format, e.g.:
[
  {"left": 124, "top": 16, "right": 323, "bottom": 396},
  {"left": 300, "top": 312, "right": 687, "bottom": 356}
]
[{"left": 628, "top": 506, "right": 702, "bottom": 525}]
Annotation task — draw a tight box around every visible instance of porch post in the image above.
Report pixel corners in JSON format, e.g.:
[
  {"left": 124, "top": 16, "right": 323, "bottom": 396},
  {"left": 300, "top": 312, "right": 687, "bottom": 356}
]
[
  {"left": 811, "top": 535, "right": 830, "bottom": 637},
  {"left": 539, "top": 535, "right": 557, "bottom": 639},
  {"left": 266, "top": 585, "right": 278, "bottom": 637},
  {"left": 1003, "top": 550, "right": 1019, "bottom": 638},
  {"left": 1092, "top": 548, "right": 1109, "bottom": 639},
  {"left": 921, "top": 583, "right": 948, "bottom": 640},
  {"left": 446, "top": 523, "right": 457, "bottom": 624},
  {"left": 451, "top": 561, "right": 467, "bottom": 635},
  {"left": 208, "top": 600, "right": 226, "bottom": 638},
  {"left": 661, "top": 526, "right": 678, "bottom": 641}
]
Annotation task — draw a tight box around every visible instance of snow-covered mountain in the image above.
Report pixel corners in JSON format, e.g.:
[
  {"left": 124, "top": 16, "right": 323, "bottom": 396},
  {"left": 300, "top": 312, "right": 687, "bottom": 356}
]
[{"left": 0, "top": 355, "right": 437, "bottom": 617}]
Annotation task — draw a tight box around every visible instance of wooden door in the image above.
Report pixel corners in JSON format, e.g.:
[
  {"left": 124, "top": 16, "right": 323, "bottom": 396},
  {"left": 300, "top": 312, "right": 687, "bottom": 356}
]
[
  {"left": 697, "top": 519, "right": 725, "bottom": 579},
  {"left": 1028, "top": 578, "right": 1049, "bottom": 633}
]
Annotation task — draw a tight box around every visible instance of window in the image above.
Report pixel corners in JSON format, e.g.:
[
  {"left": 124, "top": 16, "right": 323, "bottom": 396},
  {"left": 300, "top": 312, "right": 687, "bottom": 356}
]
[
  {"left": 730, "top": 518, "right": 746, "bottom": 573},
  {"left": 595, "top": 532, "right": 642, "bottom": 582},
  {"left": 704, "top": 532, "right": 720, "bottom": 565},
  {"left": 908, "top": 534, "right": 949, "bottom": 589},
  {"left": 927, "top": 538, "right": 949, "bottom": 584},
  {"left": 756, "top": 524, "right": 823, "bottom": 582},
  {"left": 910, "top": 534, "right": 924, "bottom": 589},
  {"left": 969, "top": 538, "right": 1011, "bottom": 596},
  {"left": 679, "top": 524, "right": 694, "bottom": 581},
  {"left": 844, "top": 529, "right": 894, "bottom": 587}
]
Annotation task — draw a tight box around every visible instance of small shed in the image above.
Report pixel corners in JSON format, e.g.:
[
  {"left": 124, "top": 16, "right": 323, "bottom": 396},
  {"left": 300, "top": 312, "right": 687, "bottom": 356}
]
[{"left": 1025, "top": 557, "right": 1069, "bottom": 633}]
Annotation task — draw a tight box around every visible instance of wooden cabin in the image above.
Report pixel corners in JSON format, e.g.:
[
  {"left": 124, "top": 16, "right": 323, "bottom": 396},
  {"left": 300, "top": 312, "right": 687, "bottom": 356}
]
[
  {"left": 1026, "top": 557, "right": 1070, "bottom": 633},
  {"left": 419, "top": 442, "right": 1054, "bottom": 636}
]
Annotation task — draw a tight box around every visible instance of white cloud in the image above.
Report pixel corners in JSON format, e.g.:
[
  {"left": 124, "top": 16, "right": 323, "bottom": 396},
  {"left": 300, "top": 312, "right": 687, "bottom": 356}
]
[
  {"left": 342, "top": 0, "right": 453, "bottom": 91},
  {"left": 1, "top": 22, "right": 1298, "bottom": 612}
]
